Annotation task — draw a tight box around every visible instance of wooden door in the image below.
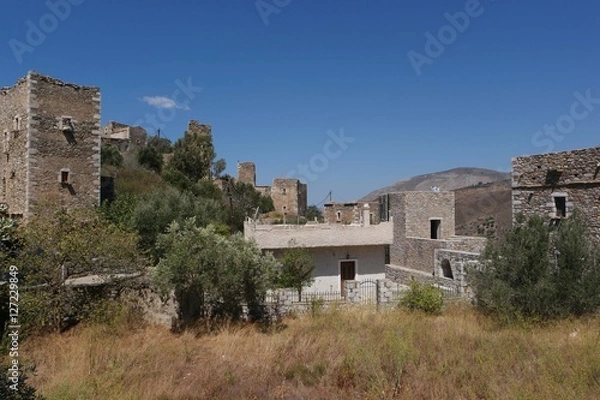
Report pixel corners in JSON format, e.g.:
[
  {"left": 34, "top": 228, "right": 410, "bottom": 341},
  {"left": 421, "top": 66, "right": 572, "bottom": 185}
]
[{"left": 340, "top": 261, "right": 356, "bottom": 293}]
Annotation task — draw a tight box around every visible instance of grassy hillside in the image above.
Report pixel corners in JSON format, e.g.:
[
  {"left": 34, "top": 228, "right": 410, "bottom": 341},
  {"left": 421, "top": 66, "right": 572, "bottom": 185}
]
[
  {"left": 454, "top": 180, "right": 512, "bottom": 240},
  {"left": 21, "top": 305, "right": 600, "bottom": 400}
]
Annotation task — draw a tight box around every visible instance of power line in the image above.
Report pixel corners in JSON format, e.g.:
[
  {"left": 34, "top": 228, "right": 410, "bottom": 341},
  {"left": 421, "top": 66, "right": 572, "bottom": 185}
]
[{"left": 314, "top": 191, "right": 332, "bottom": 207}]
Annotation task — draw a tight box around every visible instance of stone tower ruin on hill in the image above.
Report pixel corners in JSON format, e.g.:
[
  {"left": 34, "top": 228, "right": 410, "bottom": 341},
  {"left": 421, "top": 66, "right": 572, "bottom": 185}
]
[
  {"left": 237, "top": 161, "right": 307, "bottom": 217},
  {"left": 0, "top": 71, "right": 101, "bottom": 221}
]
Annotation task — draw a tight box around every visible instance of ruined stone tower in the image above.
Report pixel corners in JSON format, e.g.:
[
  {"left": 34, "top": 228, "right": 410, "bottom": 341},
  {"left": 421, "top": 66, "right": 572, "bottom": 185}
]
[
  {"left": 0, "top": 71, "right": 101, "bottom": 221},
  {"left": 236, "top": 161, "right": 307, "bottom": 217}
]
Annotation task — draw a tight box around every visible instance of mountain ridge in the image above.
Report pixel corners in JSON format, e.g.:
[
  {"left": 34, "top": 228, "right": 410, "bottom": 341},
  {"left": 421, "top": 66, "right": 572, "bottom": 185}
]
[{"left": 359, "top": 167, "right": 510, "bottom": 202}]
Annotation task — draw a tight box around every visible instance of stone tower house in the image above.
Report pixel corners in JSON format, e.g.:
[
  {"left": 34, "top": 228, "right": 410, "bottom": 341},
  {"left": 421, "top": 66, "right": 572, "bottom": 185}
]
[
  {"left": 0, "top": 71, "right": 101, "bottom": 221},
  {"left": 512, "top": 146, "right": 600, "bottom": 241},
  {"left": 236, "top": 161, "right": 307, "bottom": 216}
]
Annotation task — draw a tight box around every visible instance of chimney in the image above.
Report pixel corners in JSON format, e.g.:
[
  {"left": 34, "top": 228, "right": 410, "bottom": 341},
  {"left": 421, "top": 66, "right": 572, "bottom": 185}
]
[{"left": 363, "top": 203, "right": 371, "bottom": 227}]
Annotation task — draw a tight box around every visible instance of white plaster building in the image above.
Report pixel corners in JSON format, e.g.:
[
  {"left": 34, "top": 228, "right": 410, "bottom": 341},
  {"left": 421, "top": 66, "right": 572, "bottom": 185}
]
[{"left": 244, "top": 216, "right": 393, "bottom": 293}]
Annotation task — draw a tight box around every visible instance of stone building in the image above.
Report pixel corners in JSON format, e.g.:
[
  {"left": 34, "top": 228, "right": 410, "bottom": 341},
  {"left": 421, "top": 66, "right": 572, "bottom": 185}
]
[
  {"left": 237, "top": 162, "right": 307, "bottom": 216},
  {"left": 186, "top": 120, "right": 211, "bottom": 137},
  {"left": 512, "top": 146, "right": 600, "bottom": 241},
  {"left": 0, "top": 71, "right": 101, "bottom": 221},
  {"left": 382, "top": 191, "right": 486, "bottom": 294},
  {"left": 101, "top": 121, "right": 147, "bottom": 153},
  {"left": 323, "top": 201, "right": 380, "bottom": 225}
]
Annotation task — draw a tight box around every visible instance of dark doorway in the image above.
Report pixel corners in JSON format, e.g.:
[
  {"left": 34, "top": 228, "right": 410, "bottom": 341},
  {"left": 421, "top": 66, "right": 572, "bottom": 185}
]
[
  {"left": 431, "top": 219, "right": 442, "bottom": 239},
  {"left": 340, "top": 260, "right": 356, "bottom": 293},
  {"left": 554, "top": 196, "right": 566, "bottom": 217},
  {"left": 441, "top": 259, "right": 454, "bottom": 279}
]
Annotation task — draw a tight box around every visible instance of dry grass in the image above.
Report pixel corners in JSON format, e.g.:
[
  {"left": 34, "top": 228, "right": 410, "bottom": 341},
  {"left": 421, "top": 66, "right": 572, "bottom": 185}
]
[{"left": 21, "top": 304, "right": 600, "bottom": 399}]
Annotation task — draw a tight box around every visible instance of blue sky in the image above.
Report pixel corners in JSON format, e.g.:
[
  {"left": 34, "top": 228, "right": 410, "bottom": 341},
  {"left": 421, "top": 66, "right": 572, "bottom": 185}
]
[{"left": 1, "top": 0, "right": 600, "bottom": 204}]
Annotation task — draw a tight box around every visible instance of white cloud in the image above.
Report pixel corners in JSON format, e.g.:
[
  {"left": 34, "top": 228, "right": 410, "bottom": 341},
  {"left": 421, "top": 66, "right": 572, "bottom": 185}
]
[{"left": 141, "top": 96, "right": 190, "bottom": 110}]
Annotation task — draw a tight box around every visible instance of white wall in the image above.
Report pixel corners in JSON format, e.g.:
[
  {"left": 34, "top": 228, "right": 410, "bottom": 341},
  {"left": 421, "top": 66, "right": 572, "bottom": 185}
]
[{"left": 300, "top": 245, "right": 387, "bottom": 293}]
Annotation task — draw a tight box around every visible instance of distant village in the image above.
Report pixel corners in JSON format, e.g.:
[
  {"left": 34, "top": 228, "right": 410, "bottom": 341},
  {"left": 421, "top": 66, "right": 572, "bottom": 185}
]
[{"left": 1, "top": 71, "right": 599, "bottom": 303}]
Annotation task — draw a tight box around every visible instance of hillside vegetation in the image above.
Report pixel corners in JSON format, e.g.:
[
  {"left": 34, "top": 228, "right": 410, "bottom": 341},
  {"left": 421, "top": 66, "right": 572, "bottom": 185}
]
[{"left": 22, "top": 305, "right": 600, "bottom": 400}]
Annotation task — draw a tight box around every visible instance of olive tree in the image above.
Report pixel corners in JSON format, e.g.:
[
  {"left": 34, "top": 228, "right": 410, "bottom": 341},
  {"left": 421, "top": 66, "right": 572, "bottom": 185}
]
[
  {"left": 470, "top": 210, "right": 600, "bottom": 322},
  {"left": 17, "top": 208, "right": 146, "bottom": 332},
  {"left": 152, "top": 220, "right": 280, "bottom": 323}
]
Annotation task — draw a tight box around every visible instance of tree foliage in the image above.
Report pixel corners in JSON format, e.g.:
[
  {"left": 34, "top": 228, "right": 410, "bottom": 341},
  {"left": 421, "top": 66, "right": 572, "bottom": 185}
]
[
  {"left": 147, "top": 135, "right": 172, "bottom": 154},
  {"left": 224, "top": 180, "right": 274, "bottom": 232},
  {"left": 101, "top": 145, "right": 124, "bottom": 168},
  {"left": 276, "top": 244, "right": 315, "bottom": 300},
  {"left": 152, "top": 220, "right": 280, "bottom": 323},
  {"left": 168, "top": 130, "right": 215, "bottom": 182},
  {"left": 17, "top": 208, "right": 146, "bottom": 332},
  {"left": 137, "top": 145, "right": 163, "bottom": 173},
  {"left": 306, "top": 205, "right": 323, "bottom": 222},
  {"left": 128, "top": 186, "right": 227, "bottom": 260},
  {"left": 400, "top": 280, "right": 444, "bottom": 314},
  {"left": 101, "top": 145, "right": 123, "bottom": 168},
  {"left": 470, "top": 211, "right": 600, "bottom": 322}
]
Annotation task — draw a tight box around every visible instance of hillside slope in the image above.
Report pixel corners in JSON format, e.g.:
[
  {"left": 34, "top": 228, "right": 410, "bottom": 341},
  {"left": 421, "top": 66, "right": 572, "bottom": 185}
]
[
  {"left": 360, "top": 167, "right": 509, "bottom": 202},
  {"left": 454, "top": 180, "right": 512, "bottom": 240}
]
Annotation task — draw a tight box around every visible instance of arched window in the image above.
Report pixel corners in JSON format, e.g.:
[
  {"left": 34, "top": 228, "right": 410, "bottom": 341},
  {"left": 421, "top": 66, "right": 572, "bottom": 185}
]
[{"left": 441, "top": 259, "right": 454, "bottom": 279}]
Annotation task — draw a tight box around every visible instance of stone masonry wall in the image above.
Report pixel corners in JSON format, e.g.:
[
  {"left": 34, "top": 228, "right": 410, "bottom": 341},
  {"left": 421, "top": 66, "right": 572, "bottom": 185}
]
[
  {"left": 0, "top": 75, "right": 29, "bottom": 216},
  {"left": 237, "top": 162, "right": 256, "bottom": 186},
  {"left": 434, "top": 249, "right": 481, "bottom": 295},
  {"left": 401, "top": 237, "right": 446, "bottom": 272},
  {"left": 187, "top": 120, "right": 211, "bottom": 136},
  {"left": 28, "top": 72, "right": 101, "bottom": 217},
  {"left": 271, "top": 178, "right": 307, "bottom": 216},
  {"left": 385, "top": 264, "right": 460, "bottom": 293},
  {"left": 323, "top": 202, "right": 380, "bottom": 224},
  {"left": 404, "top": 191, "right": 455, "bottom": 239},
  {"left": 389, "top": 192, "right": 407, "bottom": 266},
  {"left": 512, "top": 147, "right": 600, "bottom": 240}
]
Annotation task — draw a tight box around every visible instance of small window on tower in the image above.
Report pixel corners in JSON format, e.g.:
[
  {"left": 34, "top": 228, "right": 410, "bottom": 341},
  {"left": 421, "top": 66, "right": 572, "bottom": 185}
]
[
  {"left": 59, "top": 169, "right": 71, "bottom": 185},
  {"left": 60, "top": 117, "right": 73, "bottom": 132},
  {"left": 430, "top": 219, "right": 442, "bottom": 239},
  {"left": 13, "top": 116, "right": 20, "bottom": 131},
  {"left": 554, "top": 196, "right": 567, "bottom": 218}
]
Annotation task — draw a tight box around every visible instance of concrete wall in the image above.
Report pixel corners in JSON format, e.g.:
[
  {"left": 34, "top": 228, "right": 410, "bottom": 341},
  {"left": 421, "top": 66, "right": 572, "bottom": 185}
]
[
  {"left": 512, "top": 147, "right": 600, "bottom": 241},
  {"left": 272, "top": 245, "right": 387, "bottom": 293}
]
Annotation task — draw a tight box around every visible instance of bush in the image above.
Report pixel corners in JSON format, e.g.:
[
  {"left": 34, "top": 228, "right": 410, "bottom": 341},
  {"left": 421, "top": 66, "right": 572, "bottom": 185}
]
[
  {"left": 152, "top": 220, "right": 280, "bottom": 324},
  {"left": 470, "top": 210, "right": 600, "bottom": 323},
  {"left": 400, "top": 280, "right": 444, "bottom": 314},
  {"left": 0, "top": 363, "right": 45, "bottom": 400}
]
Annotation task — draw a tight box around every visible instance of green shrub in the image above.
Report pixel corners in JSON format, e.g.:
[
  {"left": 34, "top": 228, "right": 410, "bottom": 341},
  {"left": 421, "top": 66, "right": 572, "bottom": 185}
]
[
  {"left": 470, "top": 210, "right": 600, "bottom": 323},
  {"left": 0, "top": 363, "right": 45, "bottom": 400},
  {"left": 401, "top": 280, "right": 444, "bottom": 314}
]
